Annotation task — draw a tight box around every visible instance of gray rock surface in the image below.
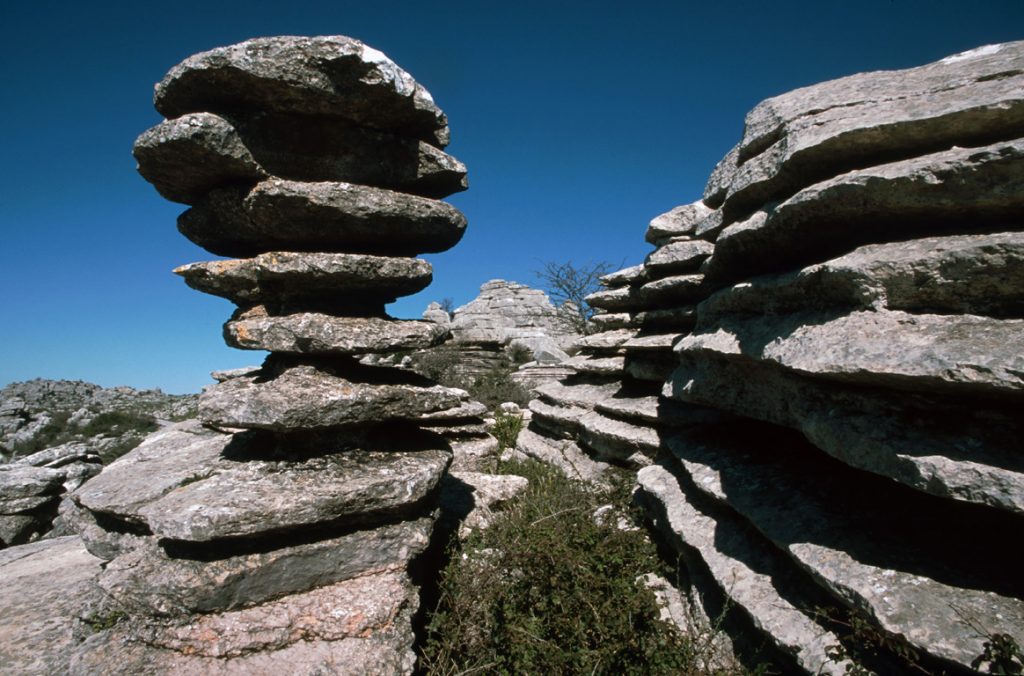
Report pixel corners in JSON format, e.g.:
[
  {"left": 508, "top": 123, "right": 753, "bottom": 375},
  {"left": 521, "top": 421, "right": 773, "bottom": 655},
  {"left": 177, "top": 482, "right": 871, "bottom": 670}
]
[
  {"left": 681, "top": 309, "right": 1024, "bottom": 398},
  {"left": 709, "top": 41, "right": 1024, "bottom": 220},
  {"left": 133, "top": 112, "right": 266, "bottom": 204},
  {"left": 72, "top": 570, "right": 419, "bottom": 675},
  {"left": 226, "top": 308, "right": 448, "bottom": 354},
  {"left": 96, "top": 517, "right": 432, "bottom": 617},
  {"left": 636, "top": 464, "right": 848, "bottom": 675},
  {"left": 449, "top": 279, "right": 577, "bottom": 347},
  {"left": 154, "top": 35, "right": 450, "bottom": 147},
  {"left": 667, "top": 425, "right": 1024, "bottom": 671},
  {"left": 140, "top": 449, "right": 449, "bottom": 542},
  {"left": 644, "top": 239, "right": 715, "bottom": 276},
  {"left": 706, "top": 138, "right": 1024, "bottom": 282},
  {"left": 644, "top": 202, "right": 713, "bottom": 243},
  {"left": 0, "top": 536, "right": 104, "bottom": 675},
  {"left": 199, "top": 360, "right": 466, "bottom": 431},
  {"left": 176, "top": 251, "right": 432, "bottom": 305}
]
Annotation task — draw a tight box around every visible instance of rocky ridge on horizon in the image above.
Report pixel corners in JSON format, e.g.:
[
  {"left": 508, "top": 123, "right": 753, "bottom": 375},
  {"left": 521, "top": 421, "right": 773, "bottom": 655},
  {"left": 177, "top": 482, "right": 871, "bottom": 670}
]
[
  {"left": 0, "top": 379, "right": 196, "bottom": 549},
  {"left": 518, "top": 41, "right": 1024, "bottom": 673}
]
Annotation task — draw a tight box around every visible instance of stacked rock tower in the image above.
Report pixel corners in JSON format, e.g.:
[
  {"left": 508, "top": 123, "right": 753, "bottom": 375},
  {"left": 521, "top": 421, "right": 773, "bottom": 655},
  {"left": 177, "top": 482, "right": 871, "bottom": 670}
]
[
  {"left": 519, "top": 42, "right": 1024, "bottom": 672},
  {"left": 69, "top": 36, "right": 470, "bottom": 673}
]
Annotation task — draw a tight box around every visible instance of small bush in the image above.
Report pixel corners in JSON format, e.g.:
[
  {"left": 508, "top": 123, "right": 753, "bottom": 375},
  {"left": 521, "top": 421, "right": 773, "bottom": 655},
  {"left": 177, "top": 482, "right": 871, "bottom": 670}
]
[
  {"left": 80, "top": 411, "right": 158, "bottom": 438},
  {"left": 490, "top": 410, "right": 524, "bottom": 451},
  {"left": 421, "top": 460, "right": 715, "bottom": 675},
  {"left": 470, "top": 366, "right": 530, "bottom": 410}
]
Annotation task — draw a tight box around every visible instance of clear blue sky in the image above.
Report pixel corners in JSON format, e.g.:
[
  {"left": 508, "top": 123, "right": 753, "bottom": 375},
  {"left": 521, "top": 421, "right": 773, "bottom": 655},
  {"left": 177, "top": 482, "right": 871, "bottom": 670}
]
[{"left": 2, "top": 0, "right": 1022, "bottom": 394}]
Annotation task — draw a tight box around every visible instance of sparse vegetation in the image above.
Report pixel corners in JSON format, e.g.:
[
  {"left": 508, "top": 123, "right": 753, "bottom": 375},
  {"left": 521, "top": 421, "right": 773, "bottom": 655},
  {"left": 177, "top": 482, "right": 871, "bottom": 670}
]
[
  {"left": 490, "top": 409, "right": 524, "bottom": 452},
  {"left": 468, "top": 365, "right": 531, "bottom": 410},
  {"left": 535, "top": 259, "right": 618, "bottom": 334},
  {"left": 420, "top": 459, "right": 736, "bottom": 675}
]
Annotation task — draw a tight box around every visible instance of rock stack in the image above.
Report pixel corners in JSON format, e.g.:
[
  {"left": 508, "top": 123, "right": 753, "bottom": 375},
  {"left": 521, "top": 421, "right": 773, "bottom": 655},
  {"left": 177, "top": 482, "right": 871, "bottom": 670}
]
[
  {"left": 522, "top": 42, "right": 1024, "bottom": 672},
  {"left": 69, "top": 36, "right": 470, "bottom": 673}
]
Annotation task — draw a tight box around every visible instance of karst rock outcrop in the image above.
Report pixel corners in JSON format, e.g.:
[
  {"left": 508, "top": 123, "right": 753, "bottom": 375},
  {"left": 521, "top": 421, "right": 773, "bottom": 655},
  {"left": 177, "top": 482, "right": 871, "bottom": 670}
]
[
  {"left": 519, "top": 41, "right": 1024, "bottom": 673},
  {"left": 2, "top": 36, "right": 475, "bottom": 675}
]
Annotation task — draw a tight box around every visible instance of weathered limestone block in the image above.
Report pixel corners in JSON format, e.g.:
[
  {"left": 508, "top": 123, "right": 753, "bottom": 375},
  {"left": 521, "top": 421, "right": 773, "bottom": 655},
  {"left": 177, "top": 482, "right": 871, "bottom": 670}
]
[
  {"left": 636, "top": 464, "right": 849, "bottom": 675},
  {"left": 133, "top": 113, "right": 267, "bottom": 204},
  {"left": 73, "top": 570, "right": 418, "bottom": 675},
  {"left": 225, "top": 308, "right": 448, "bottom": 354},
  {"left": 562, "top": 354, "right": 625, "bottom": 377},
  {"left": 644, "top": 239, "right": 715, "bottom": 276},
  {"left": 139, "top": 449, "right": 450, "bottom": 542},
  {"left": 0, "top": 537, "right": 104, "bottom": 675},
  {"left": 698, "top": 232, "right": 1024, "bottom": 321},
  {"left": 577, "top": 410, "right": 661, "bottom": 461},
  {"left": 599, "top": 264, "right": 647, "bottom": 288},
  {"left": 96, "top": 517, "right": 432, "bottom": 617},
  {"left": 644, "top": 202, "right": 714, "bottom": 243},
  {"left": 515, "top": 427, "right": 609, "bottom": 483},
  {"left": 175, "top": 251, "right": 432, "bottom": 306},
  {"left": 154, "top": 36, "right": 450, "bottom": 147},
  {"left": 665, "top": 356, "right": 1024, "bottom": 513},
  {"left": 708, "top": 41, "right": 1024, "bottom": 220},
  {"left": 667, "top": 425, "right": 1024, "bottom": 671},
  {"left": 705, "top": 138, "right": 1024, "bottom": 282},
  {"left": 198, "top": 360, "right": 466, "bottom": 431},
  {"left": 681, "top": 309, "right": 1024, "bottom": 398}
]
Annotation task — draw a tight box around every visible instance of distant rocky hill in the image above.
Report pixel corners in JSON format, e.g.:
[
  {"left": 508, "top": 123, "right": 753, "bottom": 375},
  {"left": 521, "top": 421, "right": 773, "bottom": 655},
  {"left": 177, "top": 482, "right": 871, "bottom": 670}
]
[{"left": 0, "top": 379, "right": 197, "bottom": 463}]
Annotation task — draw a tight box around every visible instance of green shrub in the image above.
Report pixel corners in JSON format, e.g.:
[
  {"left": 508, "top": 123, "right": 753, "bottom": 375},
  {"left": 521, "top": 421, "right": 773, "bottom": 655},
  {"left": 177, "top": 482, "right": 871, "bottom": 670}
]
[
  {"left": 469, "top": 366, "right": 530, "bottom": 410},
  {"left": 490, "top": 410, "right": 524, "bottom": 452},
  {"left": 421, "top": 460, "right": 718, "bottom": 675},
  {"left": 80, "top": 411, "right": 157, "bottom": 438}
]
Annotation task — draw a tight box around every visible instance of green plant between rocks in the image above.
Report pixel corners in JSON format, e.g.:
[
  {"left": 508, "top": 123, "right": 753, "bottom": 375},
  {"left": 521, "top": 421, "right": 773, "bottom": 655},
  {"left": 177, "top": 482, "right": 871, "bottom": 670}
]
[
  {"left": 420, "top": 459, "right": 738, "bottom": 675},
  {"left": 490, "top": 410, "right": 524, "bottom": 453}
]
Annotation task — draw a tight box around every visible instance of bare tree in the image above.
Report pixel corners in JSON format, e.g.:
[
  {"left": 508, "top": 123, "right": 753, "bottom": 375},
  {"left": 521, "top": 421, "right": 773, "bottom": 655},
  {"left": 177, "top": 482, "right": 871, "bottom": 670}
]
[
  {"left": 535, "top": 260, "right": 617, "bottom": 334},
  {"left": 440, "top": 297, "right": 455, "bottom": 318}
]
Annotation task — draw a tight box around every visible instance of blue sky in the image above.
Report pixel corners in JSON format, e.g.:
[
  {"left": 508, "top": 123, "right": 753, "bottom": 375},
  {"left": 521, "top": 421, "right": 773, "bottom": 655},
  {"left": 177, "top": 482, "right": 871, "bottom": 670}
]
[{"left": 2, "top": 1, "right": 1022, "bottom": 394}]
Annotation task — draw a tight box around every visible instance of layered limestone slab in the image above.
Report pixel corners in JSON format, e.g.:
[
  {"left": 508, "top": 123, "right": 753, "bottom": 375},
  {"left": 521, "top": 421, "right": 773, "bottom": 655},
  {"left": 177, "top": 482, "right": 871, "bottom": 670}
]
[
  {"left": 644, "top": 202, "right": 713, "bottom": 243},
  {"left": 577, "top": 410, "right": 662, "bottom": 461},
  {"left": 644, "top": 239, "right": 715, "bottom": 276},
  {"left": 594, "top": 395, "right": 727, "bottom": 428},
  {"left": 574, "top": 328, "right": 638, "bottom": 352},
  {"left": 681, "top": 310, "right": 1024, "bottom": 398},
  {"left": 0, "top": 536, "right": 104, "bottom": 675},
  {"left": 154, "top": 35, "right": 449, "bottom": 147},
  {"left": 636, "top": 464, "right": 848, "bottom": 675},
  {"left": 0, "top": 465, "right": 62, "bottom": 500},
  {"left": 705, "top": 138, "right": 1024, "bottom": 282},
  {"left": 534, "top": 380, "right": 620, "bottom": 409},
  {"left": 667, "top": 426, "right": 1024, "bottom": 671},
  {"left": 706, "top": 41, "right": 1024, "bottom": 219},
  {"left": 515, "top": 427, "right": 609, "bottom": 483},
  {"left": 133, "top": 113, "right": 267, "bottom": 204},
  {"left": 175, "top": 251, "right": 432, "bottom": 305},
  {"left": 698, "top": 231, "right": 1024, "bottom": 321},
  {"left": 562, "top": 354, "right": 625, "bottom": 377},
  {"left": 75, "top": 421, "right": 233, "bottom": 525},
  {"left": 622, "top": 332, "right": 680, "bottom": 351},
  {"left": 73, "top": 570, "right": 418, "bottom": 674},
  {"left": 180, "top": 179, "right": 467, "bottom": 258},
  {"left": 599, "top": 264, "right": 647, "bottom": 288},
  {"left": 665, "top": 356, "right": 1024, "bottom": 513},
  {"left": 199, "top": 360, "right": 465, "bottom": 431},
  {"left": 226, "top": 309, "right": 448, "bottom": 354},
  {"left": 97, "top": 517, "right": 432, "bottom": 617},
  {"left": 624, "top": 354, "right": 678, "bottom": 382},
  {"left": 140, "top": 449, "right": 450, "bottom": 542},
  {"left": 528, "top": 398, "right": 587, "bottom": 438}
]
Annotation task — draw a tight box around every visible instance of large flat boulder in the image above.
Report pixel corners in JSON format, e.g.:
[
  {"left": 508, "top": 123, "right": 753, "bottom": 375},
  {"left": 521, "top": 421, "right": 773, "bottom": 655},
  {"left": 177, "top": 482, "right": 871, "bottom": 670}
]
[
  {"left": 140, "top": 448, "right": 450, "bottom": 542},
  {"left": 198, "top": 359, "right": 465, "bottom": 431},
  {"left": 697, "top": 232, "right": 1024, "bottom": 321},
  {"left": 154, "top": 36, "right": 449, "bottom": 147},
  {"left": 636, "top": 464, "right": 848, "bottom": 675},
  {"left": 96, "top": 516, "right": 432, "bottom": 617},
  {"left": 706, "top": 41, "right": 1024, "bottom": 219},
  {"left": 0, "top": 536, "right": 104, "bottom": 675},
  {"left": 175, "top": 251, "right": 432, "bottom": 306},
  {"left": 681, "top": 309, "right": 1024, "bottom": 398},
  {"left": 666, "top": 425, "right": 1024, "bottom": 671},
  {"left": 225, "top": 308, "right": 448, "bottom": 354},
  {"left": 705, "top": 138, "right": 1024, "bottom": 282},
  {"left": 664, "top": 355, "right": 1024, "bottom": 513},
  {"left": 72, "top": 570, "right": 418, "bottom": 675}
]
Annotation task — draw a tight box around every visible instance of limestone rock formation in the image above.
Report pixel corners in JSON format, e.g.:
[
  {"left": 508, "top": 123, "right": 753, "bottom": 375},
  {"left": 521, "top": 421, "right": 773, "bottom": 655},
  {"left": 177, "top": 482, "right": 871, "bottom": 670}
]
[
  {"left": 523, "top": 41, "right": 1024, "bottom": 673},
  {"left": 9, "top": 35, "right": 473, "bottom": 675}
]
